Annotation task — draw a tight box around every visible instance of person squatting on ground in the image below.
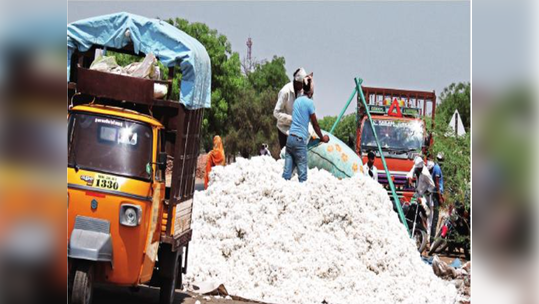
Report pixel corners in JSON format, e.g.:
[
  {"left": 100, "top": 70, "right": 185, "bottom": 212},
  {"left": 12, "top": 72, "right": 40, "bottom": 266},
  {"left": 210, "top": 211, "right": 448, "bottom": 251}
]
[
  {"left": 427, "top": 152, "right": 445, "bottom": 244},
  {"left": 282, "top": 74, "right": 329, "bottom": 182},
  {"left": 274, "top": 67, "right": 307, "bottom": 149},
  {"left": 204, "top": 135, "right": 226, "bottom": 189},
  {"left": 363, "top": 151, "right": 378, "bottom": 182}
]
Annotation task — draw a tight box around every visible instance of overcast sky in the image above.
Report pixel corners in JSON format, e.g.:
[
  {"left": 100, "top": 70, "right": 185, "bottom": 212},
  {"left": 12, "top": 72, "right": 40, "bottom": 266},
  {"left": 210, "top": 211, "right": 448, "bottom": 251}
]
[{"left": 68, "top": 1, "right": 470, "bottom": 117}]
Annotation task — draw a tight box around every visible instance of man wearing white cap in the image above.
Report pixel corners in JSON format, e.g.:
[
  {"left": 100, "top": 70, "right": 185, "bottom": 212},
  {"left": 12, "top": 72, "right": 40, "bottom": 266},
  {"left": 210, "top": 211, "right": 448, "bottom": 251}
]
[
  {"left": 407, "top": 156, "right": 435, "bottom": 198},
  {"left": 407, "top": 156, "right": 436, "bottom": 239},
  {"left": 274, "top": 67, "right": 308, "bottom": 149}
]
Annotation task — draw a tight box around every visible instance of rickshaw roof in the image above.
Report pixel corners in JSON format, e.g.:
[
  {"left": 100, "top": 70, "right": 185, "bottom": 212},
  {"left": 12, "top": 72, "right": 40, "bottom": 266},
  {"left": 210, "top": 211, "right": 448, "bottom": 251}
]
[{"left": 67, "top": 12, "right": 211, "bottom": 110}]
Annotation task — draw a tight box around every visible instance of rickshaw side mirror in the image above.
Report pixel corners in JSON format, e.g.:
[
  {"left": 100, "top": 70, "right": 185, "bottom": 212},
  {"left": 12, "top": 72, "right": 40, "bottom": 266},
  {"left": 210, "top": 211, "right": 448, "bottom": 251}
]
[{"left": 158, "top": 152, "right": 167, "bottom": 170}]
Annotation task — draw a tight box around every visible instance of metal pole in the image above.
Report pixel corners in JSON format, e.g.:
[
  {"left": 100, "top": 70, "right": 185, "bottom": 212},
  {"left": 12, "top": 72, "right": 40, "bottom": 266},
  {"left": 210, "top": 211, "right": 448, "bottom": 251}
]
[
  {"left": 329, "top": 89, "right": 357, "bottom": 135},
  {"left": 355, "top": 77, "right": 410, "bottom": 236}
]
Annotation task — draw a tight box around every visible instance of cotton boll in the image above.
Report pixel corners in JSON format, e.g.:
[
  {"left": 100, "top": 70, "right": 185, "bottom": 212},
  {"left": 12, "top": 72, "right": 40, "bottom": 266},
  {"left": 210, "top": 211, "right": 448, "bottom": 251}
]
[{"left": 187, "top": 156, "right": 458, "bottom": 304}]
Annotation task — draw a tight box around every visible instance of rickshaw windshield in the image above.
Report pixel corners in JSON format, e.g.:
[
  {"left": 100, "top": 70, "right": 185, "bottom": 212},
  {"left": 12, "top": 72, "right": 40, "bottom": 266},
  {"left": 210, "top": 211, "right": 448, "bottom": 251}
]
[{"left": 68, "top": 113, "right": 153, "bottom": 181}]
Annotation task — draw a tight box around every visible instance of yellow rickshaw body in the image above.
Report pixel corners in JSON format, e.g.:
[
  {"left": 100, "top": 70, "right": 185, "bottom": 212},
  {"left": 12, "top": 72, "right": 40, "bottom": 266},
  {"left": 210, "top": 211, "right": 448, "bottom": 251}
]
[{"left": 67, "top": 105, "right": 165, "bottom": 285}]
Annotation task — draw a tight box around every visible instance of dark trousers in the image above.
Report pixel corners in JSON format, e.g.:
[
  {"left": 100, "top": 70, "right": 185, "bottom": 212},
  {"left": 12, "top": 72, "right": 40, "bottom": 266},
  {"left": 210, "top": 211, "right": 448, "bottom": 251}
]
[
  {"left": 278, "top": 129, "right": 288, "bottom": 150},
  {"left": 430, "top": 193, "right": 441, "bottom": 243}
]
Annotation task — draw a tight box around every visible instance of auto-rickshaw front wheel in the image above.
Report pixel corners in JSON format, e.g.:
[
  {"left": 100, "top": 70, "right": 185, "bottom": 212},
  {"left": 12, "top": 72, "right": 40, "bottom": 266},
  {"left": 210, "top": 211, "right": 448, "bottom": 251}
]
[{"left": 70, "top": 263, "right": 94, "bottom": 304}]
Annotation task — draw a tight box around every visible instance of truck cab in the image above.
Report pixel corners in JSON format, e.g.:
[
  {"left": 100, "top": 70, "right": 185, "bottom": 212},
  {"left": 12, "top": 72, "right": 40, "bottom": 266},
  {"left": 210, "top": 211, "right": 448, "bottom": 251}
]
[{"left": 356, "top": 87, "right": 436, "bottom": 202}]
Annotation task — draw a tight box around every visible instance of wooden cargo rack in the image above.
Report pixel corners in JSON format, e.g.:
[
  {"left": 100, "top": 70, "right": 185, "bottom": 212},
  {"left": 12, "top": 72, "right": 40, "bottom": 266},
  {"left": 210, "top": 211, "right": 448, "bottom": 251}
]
[{"left": 68, "top": 45, "right": 204, "bottom": 250}]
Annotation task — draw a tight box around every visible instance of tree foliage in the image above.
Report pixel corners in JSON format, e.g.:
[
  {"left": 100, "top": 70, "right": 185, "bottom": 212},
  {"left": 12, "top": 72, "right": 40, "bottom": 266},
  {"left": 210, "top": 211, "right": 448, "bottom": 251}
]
[
  {"left": 225, "top": 57, "right": 290, "bottom": 158},
  {"left": 167, "top": 18, "right": 244, "bottom": 151},
  {"left": 436, "top": 82, "right": 470, "bottom": 131},
  {"left": 318, "top": 114, "right": 356, "bottom": 149},
  {"left": 247, "top": 56, "right": 289, "bottom": 92},
  {"left": 427, "top": 82, "right": 471, "bottom": 210}
]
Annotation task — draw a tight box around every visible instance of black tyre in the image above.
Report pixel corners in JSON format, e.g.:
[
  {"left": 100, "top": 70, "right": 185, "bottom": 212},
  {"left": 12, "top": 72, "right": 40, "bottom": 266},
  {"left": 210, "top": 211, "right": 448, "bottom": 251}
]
[
  {"left": 159, "top": 275, "right": 177, "bottom": 304},
  {"left": 429, "top": 238, "right": 447, "bottom": 256},
  {"left": 70, "top": 263, "right": 94, "bottom": 304},
  {"left": 158, "top": 244, "right": 180, "bottom": 304},
  {"left": 414, "top": 229, "right": 428, "bottom": 253}
]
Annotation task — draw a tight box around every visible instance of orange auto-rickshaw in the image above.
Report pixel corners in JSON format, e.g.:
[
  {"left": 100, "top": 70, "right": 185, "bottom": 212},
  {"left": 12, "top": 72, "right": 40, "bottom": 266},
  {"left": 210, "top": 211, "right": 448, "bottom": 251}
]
[{"left": 67, "top": 12, "right": 211, "bottom": 304}]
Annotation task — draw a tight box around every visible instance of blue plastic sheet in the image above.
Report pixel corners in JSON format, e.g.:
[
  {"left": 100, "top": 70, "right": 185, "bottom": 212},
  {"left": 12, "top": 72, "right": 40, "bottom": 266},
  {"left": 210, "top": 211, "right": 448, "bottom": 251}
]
[
  {"left": 449, "top": 258, "right": 462, "bottom": 268},
  {"left": 67, "top": 12, "right": 211, "bottom": 109}
]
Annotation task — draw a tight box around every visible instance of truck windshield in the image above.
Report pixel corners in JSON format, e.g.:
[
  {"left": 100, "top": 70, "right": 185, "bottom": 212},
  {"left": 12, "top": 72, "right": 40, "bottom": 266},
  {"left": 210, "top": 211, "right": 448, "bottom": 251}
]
[
  {"left": 68, "top": 112, "right": 153, "bottom": 180},
  {"left": 361, "top": 119, "right": 424, "bottom": 153}
]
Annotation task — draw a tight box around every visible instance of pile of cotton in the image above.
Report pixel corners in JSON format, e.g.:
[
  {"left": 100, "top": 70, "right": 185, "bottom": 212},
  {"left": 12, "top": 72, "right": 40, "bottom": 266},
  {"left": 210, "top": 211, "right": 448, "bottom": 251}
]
[{"left": 186, "top": 156, "right": 458, "bottom": 304}]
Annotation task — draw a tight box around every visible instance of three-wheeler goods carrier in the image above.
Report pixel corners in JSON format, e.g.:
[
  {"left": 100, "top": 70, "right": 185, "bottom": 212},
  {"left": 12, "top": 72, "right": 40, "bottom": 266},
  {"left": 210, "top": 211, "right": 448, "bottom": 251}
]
[{"left": 67, "top": 13, "right": 211, "bottom": 304}]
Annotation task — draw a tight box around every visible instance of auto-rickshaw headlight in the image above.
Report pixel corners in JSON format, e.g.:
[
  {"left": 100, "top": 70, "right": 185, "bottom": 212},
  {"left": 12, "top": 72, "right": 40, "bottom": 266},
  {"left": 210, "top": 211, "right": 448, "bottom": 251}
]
[{"left": 120, "top": 204, "right": 142, "bottom": 227}]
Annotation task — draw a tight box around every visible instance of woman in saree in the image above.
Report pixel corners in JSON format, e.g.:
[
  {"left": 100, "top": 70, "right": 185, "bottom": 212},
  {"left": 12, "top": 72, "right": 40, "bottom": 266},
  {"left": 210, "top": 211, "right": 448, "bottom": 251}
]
[{"left": 204, "top": 135, "right": 226, "bottom": 189}]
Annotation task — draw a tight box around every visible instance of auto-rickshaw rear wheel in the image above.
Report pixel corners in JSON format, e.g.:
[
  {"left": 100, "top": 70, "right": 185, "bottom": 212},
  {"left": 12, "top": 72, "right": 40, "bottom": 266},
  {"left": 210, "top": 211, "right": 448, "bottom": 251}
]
[
  {"left": 70, "top": 263, "right": 94, "bottom": 304},
  {"left": 159, "top": 244, "right": 181, "bottom": 304}
]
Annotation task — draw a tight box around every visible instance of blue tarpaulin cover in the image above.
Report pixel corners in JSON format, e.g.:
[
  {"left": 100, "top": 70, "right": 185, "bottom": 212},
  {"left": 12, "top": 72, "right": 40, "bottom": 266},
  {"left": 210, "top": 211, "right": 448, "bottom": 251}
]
[{"left": 67, "top": 12, "right": 211, "bottom": 109}]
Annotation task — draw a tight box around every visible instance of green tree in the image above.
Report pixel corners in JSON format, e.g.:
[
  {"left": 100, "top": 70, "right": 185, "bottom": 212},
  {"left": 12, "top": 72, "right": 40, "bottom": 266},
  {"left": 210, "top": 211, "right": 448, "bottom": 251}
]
[
  {"left": 247, "top": 56, "right": 289, "bottom": 92},
  {"left": 226, "top": 88, "right": 275, "bottom": 157},
  {"left": 225, "top": 57, "right": 290, "bottom": 157},
  {"left": 436, "top": 82, "right": 470, "bottom": 131},
  {"left": 166, "top": 18, "right": 244, "bottom": 151},
  {"left": 318, "top": 114, "right": 356, "bottom": 149},
  {"left": 427, "top": 82, "right": 471, "bottom": 210}
]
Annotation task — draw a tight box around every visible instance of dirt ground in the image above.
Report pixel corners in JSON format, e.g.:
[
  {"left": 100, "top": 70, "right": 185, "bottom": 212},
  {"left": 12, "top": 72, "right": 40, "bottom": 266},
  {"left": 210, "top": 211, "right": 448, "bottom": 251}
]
[
  {"left": 94, "top": 285, "right": 263, "bottom": 304},
  {"left": 92, "top": 249, "right": 467, "bottom": 304},
  {"left": 436, "top": 250, "right": 468, "bottom": 265}
]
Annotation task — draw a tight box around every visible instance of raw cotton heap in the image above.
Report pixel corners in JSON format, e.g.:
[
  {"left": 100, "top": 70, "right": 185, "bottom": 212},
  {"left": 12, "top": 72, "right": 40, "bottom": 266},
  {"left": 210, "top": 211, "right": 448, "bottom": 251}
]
[{"left": 186, "top": 156, "right": 458, "bottom": 304}]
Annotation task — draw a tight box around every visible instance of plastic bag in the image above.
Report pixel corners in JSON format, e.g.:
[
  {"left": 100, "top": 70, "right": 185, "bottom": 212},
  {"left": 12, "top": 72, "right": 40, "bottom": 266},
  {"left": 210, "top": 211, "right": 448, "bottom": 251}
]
[
  {"left": 89, "top": 53, "right": 157, "bottom": 79},
  {"left": 90, "top": 53, "right": 168, "bottom": 99},
  {"left": 130, "top": 53, "right": 156, "bottom": 78},
  {"left": 89, "top": 55, "right": 119, "bottom": 72},
  {"left": 153, "top": 83, "right": 168, "bottom": 99}
]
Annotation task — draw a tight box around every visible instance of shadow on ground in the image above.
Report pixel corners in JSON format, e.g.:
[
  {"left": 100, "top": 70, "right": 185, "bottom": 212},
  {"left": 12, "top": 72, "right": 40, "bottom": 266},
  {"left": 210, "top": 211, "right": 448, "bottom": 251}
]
[{"left": 94, "top": 285, "right": 192, "bottom": 304}]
